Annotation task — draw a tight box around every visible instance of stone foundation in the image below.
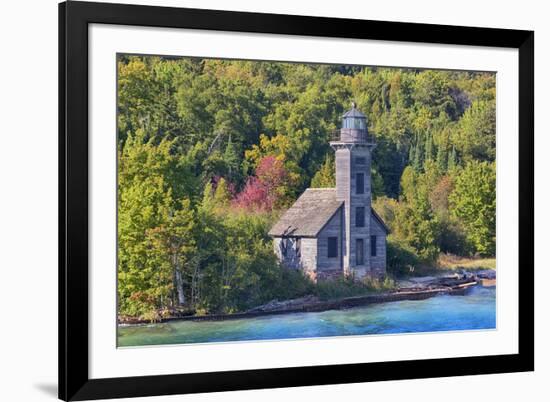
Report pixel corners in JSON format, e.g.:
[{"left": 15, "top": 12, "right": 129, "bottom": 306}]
[{"left": 316, "top": 269, "right": 343, "bottom": 282}]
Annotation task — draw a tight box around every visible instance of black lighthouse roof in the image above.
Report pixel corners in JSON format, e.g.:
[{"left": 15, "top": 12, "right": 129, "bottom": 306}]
[
  {"left": 341, "top": 102, "right": 367, "bottom": 131},
  {"left": 342, "top": 102, "right": 367, "bottom": 119}
]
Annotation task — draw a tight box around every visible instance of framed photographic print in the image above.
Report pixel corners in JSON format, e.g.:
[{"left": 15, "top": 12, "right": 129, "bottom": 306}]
[{"left": 59, "top": 1, "right": 534, "bottom": 400}]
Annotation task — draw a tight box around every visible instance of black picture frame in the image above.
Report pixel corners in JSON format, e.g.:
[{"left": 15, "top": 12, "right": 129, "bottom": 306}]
[{"left": 59, "top": 1, "right": 534, "bottom": 400}]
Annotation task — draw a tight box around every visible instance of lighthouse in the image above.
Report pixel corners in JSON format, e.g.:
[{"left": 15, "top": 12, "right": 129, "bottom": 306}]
[{"left": 269, "top": 103, "right": 388, "bottom": 281}]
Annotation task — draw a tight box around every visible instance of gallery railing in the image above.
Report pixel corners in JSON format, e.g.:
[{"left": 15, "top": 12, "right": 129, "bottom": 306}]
[{"left": 330, "top": 129, "right": 375, "bottom": 144}]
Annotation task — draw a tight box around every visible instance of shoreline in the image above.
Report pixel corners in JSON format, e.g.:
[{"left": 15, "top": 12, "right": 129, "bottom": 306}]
[{"left": 119, "top": 274, "right": 491, "bottom": 326}]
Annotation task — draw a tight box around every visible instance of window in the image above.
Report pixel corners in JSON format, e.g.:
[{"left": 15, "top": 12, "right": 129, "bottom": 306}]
[
  {"left": 327, "top": 237, "right": 338, "bottom": 258},
  {"left": 342, "top": 117, "right": 366, "bottom": 130},
  {"left": 295, "top": 238, "right": 301, "bottom": 257},
  {"left": 371, "top": 235, "right": 377, "bottom": 257},
  {"left": 356, "top": 207, "right": 365, "bottom": 227},
  {"left": 356, "top": 173, "right": 365, "bottom": 194},
  {"left": 356, "top": 239, "right": 364, "bottom": 265}
]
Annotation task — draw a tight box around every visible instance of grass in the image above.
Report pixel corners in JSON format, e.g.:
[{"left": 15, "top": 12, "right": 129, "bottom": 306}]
[
  {"left": 437, "top": 254, "right": 496, "bottom": 271},
  {"left": 314, "top": 275, "right": 396, "bottom": 301},
  {"left": 401, "top": 254, "right": 496, "bottom": 277}
]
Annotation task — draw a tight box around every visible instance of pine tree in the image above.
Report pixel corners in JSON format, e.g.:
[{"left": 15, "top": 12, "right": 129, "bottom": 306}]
[
  {"left": 213, "top": 177, "right": 232, "bottom": 208},
  {"left": 436, "top": 142, "right": 447, "bottom": 173},
  {"left": 448, "top": 146, "right": 457, "bottom": 172},
  {"left": 424, "top": 132, "right": 433, "bottom": 166},
  {"left": 412, "top": 136, "right": 423, "bottom": 172},
  {"left": 311, "top": 154, "right": 335, "bottom": 188},
  {"left": 223, "top": 134, "right": 239, "bottom": 181}
]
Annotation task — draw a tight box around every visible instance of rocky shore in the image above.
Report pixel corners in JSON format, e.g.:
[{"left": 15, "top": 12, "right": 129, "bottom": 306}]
[{"left": 119, "top": 271, "right": 494, "bottom": 325}]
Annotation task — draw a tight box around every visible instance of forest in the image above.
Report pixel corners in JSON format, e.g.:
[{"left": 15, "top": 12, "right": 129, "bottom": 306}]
[{"left": 117, "top": 55, "right": 496, "bottom": 321}]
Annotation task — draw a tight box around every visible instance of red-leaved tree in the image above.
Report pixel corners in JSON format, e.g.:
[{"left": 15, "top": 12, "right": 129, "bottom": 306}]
[{"left": 233, "top": 155, "right": 287, "bottom": 211}]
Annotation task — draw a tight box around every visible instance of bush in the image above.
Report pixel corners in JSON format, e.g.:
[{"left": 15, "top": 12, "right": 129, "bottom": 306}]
[
  {"left": 386, "top": 237, "right": 421, "bottom": 277},
  {"left": 271, "top": 267, "right": 315, "bottom": 301}
]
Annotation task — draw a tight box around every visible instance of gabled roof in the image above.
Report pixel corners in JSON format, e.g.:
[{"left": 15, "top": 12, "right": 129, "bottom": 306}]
[
  {"left": 371, "top": 207, "right": 390, "bottom": 234},
  {"left": 268, "top": 188, "right": 343, "bottom": 237},
  {"left": 269, "top": 187, "right": 390, "bottom": 238}
]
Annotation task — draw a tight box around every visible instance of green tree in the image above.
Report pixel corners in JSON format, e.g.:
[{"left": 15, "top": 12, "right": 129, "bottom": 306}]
[
  {"left": 115, "top": 56, "right": 498, "bottom": 317},
  {"left": 213, "top": 177, "right": 232, "bottom": 207},
  {"left": 449, "top": 161, "right": 496, "bottom": 255},
  {"left": 436, "top": 143, "right": 447, "bottom": 173},
  {"left": 424, "top": 132, "right": 433, "bottom": 165},
  {"left": 118, "top": 130, "right": 176, "bottom": 319},
  {"left": 452, "top": 100, "right": 496, "bottom": 162},
  {"left": 223, "top": 135, "right": 240, "bottom": 182},
  {"left": 311, "top": 154, "right": 335, "bottom": 188},
  {"left": 148, "top": 199, "right": 197, "bottom": 306},
  {"left": 448, "top": 146, "right": 458, "bottom": 172},
  {"left": 392, "top": 165, "right": 441, "bottom": 261}
]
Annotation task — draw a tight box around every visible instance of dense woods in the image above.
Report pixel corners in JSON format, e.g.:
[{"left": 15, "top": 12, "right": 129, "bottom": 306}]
[{"left": 117, "top": 55, "right": 496, "bottom": 320}]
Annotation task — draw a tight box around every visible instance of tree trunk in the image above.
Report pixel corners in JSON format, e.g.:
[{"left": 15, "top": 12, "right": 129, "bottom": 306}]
[
  {"left": 174, "top": 258, "right": 186, "bottom": 305},
  {"left": 175, "top": 269, "right": 186, "bottom": 305}
]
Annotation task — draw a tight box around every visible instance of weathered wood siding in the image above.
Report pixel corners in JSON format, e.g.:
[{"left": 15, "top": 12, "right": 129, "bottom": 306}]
[
  {"left": 300, "top": 238, "right": 318, "bottom": 280},
  {"left": 273, "top": 236, "right": 318, "bottom": 281},
  {"left": 335, "top": 147, "right": 351, "bottom": 273},
  {"left": 370, "top": 214, "right": 387, "bottom": 275},
  {"left": 317, "top": 207, "right": 343, "bottom": 279},
  {"left": 349, "top": 147, "right": 372, "bottom": 274}
]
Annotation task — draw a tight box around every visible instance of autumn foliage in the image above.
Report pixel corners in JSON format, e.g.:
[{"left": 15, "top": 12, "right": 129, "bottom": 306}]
[{"left": 232, "top": 155, "right": 288, "bottom": 211}]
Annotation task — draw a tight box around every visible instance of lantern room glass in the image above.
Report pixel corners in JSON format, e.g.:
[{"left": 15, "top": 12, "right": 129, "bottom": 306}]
[{"left": 342, "top": 116, "right": 367, "bottom": 130}]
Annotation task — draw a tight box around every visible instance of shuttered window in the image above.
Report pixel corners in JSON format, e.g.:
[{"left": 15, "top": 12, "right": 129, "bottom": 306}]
[
  {"left": 356, "top": 207, "right": 365, "bottom": 227},
  {"left": 371, "top": 235, "right": 377, "bottom": 257},
  {"left": 327, "top": 237, "right": 338, "bottom": 258}
]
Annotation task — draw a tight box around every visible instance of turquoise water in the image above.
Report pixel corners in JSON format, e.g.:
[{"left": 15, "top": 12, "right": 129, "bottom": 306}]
[{"left": 118, "top": 285, "right": 496, "bottom": 347}]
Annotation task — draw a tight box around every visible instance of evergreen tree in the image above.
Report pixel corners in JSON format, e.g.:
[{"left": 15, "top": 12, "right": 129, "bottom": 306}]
[
  {"left": 412, "top": 139, "right": 423, "bottom": 172},
  {"left": 223, "top": 134, "right": 239, "bottom": 182},
  {"left": 424, "top": 132, "right": 433, "bottom": 165},
  {"left": 213, "top": 177, "right": 232, "bottom": 208},
  {"left": 310, "top": 154, "right": 335, "bottom": 188},
  {"left": 448, "top": 146, "right": 458, "bottom": 172},
  {"left": 436, "top": 142, "right": 447, "bottom": 173}
]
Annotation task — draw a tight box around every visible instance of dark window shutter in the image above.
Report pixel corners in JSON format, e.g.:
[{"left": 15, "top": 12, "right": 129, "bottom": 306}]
[
  {"left": 328, "top": 237, "right": 338, "bottom": 258},
  {"left": 371, "top": 235, "right": 377, "bottom": 257}
]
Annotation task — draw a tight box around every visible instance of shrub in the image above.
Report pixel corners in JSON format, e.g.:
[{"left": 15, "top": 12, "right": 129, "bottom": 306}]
[
  {"left": 386, "top": 237, "right": 421, "bottom": 277},
  {"left": 271, "top": 267, "right": 315, "bottom": 301}
]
